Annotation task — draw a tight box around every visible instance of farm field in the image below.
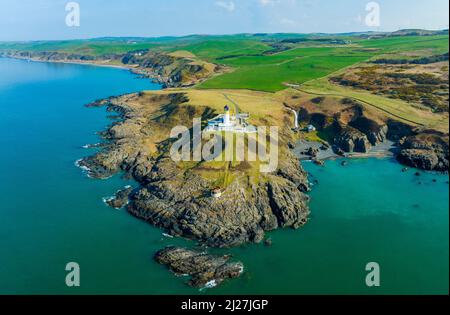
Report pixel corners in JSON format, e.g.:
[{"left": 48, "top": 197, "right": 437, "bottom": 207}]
[
  {"left": 198, "top": 35, "right": 449, "bottom": 92},
  {"left": 1, "top": 32, "right": 448, "bottom": 129}
]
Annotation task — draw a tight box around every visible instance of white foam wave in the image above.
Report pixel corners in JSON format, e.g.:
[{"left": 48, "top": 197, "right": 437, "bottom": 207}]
[
  {"left": 75, "top": 159, "right": 91, "bottom": 172},
  {"left": 203, "top": 280, "right": 217, "bottom": 289}
]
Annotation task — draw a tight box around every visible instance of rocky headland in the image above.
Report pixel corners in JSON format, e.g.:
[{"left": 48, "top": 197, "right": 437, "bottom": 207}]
[
  {"left": 79, "top": 90, "right": 311, "bottom": 248},
  {"left": 2, "top": 35, "right": 448, "bottom": 291},
  {"left": 0, "top": 49, "right": 222, "bottom": 88}
]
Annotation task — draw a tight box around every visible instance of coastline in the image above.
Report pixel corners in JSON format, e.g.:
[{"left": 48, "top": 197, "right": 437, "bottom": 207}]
[
  {"left": 0, "top": 55, "right": 133, "bottom": 70},
  {"left": 0, "top": 49, "right": 223, "bottom": 89},
  {"left": 1, "top": 53, "right": 447, "bottom": 293},
  {"left": 78, "top": 90, "right": 311, "bottom": 249},
  {"left": 293, "top": 139, "right": 397, "bottom": 162},
  {"left": 12, "top": 53, "right": 443, "bottom": 173}
]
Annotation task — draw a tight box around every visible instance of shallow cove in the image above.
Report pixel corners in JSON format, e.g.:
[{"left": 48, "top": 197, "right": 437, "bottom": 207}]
[
  {"left": 215, "top": 158, "right": 449, "bottom": 295},
  {"left": 0, "top": 58, "right": 448, "bottom": 295}
]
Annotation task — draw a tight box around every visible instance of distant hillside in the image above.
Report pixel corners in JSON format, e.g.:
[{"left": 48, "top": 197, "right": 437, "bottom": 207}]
[{"left": 1, "top": 29, "right": 448, "bottom": 92}]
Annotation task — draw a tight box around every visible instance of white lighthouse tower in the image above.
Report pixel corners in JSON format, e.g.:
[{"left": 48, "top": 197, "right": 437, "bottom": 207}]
[
  {"left": 204, "top": 102, "right": 256, "bottom": 134},
  {"left": 223, "top": 105, "right": 232, "bottom": 127}
]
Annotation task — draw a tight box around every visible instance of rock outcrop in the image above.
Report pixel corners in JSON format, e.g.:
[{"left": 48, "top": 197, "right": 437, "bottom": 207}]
[
  {"left": 0, "top": 49, "right": 221, "bottom": 88},
  {"left": 155, "top": 247, "right": 244, "bottom": 288},
  {"left": 79, "top": 92, "right": 311, "bottom": 248},
  {"left": 121, "top": 50, "right": 220, "bottom": 88},
  {"left": 333, "top": 121, "right": 372, "bottom": 153},
  {"left": 126, "top": 156, "right": 309, "bottom": 248},
  {"left": 397, "top": 131, "right": 449, "bottom": 172},
  {"left": 349, "top": 117, "right": 388, "bottom": 146},
  {"left": 297, "top": 99, "right": 389, "bottom": 154},
  {"left": 293, "top": 96, "right": 449, "bottom": 171},
  {"left": 104, "top": 186, "right": 133, "bottom": 209}
]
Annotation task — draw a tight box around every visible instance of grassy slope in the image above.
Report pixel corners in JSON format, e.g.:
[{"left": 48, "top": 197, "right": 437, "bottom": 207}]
[
  {"left": 355, "top": 35, "right": 449, "bottom": 54},
  {"left": 300, "top": 78, "right": 449, "bottom": 132},
  {"left": 293, "top": 36, "right": 449, "bottom": 132},
  {"left": 198, "top": 35, "right": 449, "bottom": 92},
  {"left": 165, "top": 38, "right": 271, "bottom": 61},
  {"left": 137, "top": 88, "right": 289, "bottom": 187},
  {"left": 0, "top": 35, "right": 270, "bottom": 57},
  {"left": 1, "top": 33, "right": 448, "bottom": 131}
]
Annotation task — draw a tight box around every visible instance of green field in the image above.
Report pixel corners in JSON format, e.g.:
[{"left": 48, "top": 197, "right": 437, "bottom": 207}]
[
  {"left": 356, "top": 35, "right": 449, "bottom": 54},
  {"left": 199, "top": 47, "right": 377, "bottom": 91},
  {"left": 1, "top": 33, "right": 448, "bottom": 93},
  {"left": 166, "top": 37, "right": 271, "bottom": 61},
  {"left": 197, "top": 35, "right": 449, "bottom": 92}
]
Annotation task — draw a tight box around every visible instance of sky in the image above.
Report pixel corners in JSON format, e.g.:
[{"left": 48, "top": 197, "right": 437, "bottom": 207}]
[{"left": 0, "top": 0, "right": 448, "bottom": 41}]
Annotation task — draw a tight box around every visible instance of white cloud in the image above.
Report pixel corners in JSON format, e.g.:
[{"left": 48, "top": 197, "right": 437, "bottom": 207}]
[{"left": 216, "top": 1, "right": 236, "bottom": 12}]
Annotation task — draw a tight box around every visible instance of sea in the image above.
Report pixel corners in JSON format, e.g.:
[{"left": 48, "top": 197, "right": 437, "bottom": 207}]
[{"left": 0, "top": 58, "right": 448, "bottom": 294}]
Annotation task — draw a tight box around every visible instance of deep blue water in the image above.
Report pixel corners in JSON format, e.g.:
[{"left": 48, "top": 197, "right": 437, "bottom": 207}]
[{"left": 0, "top": 58, "right": 448, "bottom": 295}]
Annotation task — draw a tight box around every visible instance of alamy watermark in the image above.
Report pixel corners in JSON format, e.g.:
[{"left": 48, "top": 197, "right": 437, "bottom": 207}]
[
  {"left": 365, "top": 2, "right": 381, "bottom": 27},
  {"left": 365, "top": 262, "right": 381, "bottom": 287},
  {"left": 170, "top": 118, "right": 279, "bottom": 173},
  {"left": 65, "top": 2, "right": 80, "bottom": 27},
  {"left": 65, "top": 262, "right": 80, "bottom": 287}
]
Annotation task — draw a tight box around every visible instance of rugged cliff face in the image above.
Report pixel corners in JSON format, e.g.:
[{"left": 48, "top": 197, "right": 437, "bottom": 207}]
[
  {"left": 292, "top": 95, "right": 448, "bottom": 171},
  {"left": 397, "top": 131, "right": 449, "bottom": 172},
  {"left": 0, "top": 49, "right": 221, "bottom": 88},
  {"left": 121, "top": 50, "right": 221, "bottom": 87},
  {"left": 349, "top": 117, "right": 388, "bottom": 145},
  {"left": 128, "top": 157, "right": 309, "bottom": 247},
  {"left": 298, "top": 98, "right": 389, "bottom": 154},
  {"left": 80, "top": 91, "right": 310, "bottom": 248},
  {"left": 333, "top": 122, "right": 372, "bottom": 153}
]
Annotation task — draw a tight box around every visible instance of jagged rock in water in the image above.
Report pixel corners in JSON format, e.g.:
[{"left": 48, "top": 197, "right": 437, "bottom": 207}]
[
  {"left": 104, "top": 186, "right": 133, "bottom": 209},
  {"left": 154, "top": 247, "right": 244, "bottom": 288},
  {"left": 397, "top": 131, "right": 449, "bottom": 172}
]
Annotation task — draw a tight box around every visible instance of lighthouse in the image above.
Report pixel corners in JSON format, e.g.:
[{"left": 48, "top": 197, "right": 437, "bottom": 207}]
[
  {"left": 223, "top": 105, "right": 231, "bottom": 127},
  {"left": 204, "top": 102, "right": 256, "bottom": 134}
]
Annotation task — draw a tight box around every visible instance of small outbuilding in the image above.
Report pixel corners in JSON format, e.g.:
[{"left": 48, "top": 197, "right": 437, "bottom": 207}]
[
  {"left": 306, "top": 125, "right": 317, "bottom": 133},
  {"left": 211, "top": 188, "right": 223, "bottom": 199}
]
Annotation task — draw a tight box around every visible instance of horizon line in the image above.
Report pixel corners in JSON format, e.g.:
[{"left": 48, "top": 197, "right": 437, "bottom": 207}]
[{"left": 1, "top": 28, "right": 448, "bottom": 44}]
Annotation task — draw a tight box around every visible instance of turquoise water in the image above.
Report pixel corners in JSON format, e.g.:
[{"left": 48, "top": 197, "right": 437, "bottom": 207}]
[
  {"left": 216, "top": 159, "right": 449, "bottom": 295},
  {"left": 0, "top": 58, "right": 448, "bottom": 295}
]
